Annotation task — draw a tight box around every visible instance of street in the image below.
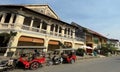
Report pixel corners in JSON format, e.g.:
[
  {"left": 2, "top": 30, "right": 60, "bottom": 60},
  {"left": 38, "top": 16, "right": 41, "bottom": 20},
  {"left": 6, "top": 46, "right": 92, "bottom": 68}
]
[{"left": 10, "top": 56, "right": 120, "bottom": 72}]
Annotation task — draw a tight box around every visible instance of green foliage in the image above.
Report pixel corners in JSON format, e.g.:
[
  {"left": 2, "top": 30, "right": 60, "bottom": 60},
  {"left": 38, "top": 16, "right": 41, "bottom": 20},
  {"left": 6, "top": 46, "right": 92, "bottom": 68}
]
[
  {"left": 76, "top": 48, "right": 85, "bottom": 56},
  {"left": 100, "top": 44, "right": 118, "bottom": 55}
]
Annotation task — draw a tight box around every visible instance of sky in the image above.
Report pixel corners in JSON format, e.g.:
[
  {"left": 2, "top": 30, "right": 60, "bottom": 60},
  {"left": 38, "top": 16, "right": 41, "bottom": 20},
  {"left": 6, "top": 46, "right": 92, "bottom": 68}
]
[{"left": 0, "top": 0, "right": 120, "bottom": 40}]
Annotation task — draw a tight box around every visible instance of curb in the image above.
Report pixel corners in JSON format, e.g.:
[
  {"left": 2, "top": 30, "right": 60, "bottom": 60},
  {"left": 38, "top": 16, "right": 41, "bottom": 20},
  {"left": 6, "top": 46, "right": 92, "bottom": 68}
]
[{"left": 77, "top": 56, "right": 101, "bottom": 60}]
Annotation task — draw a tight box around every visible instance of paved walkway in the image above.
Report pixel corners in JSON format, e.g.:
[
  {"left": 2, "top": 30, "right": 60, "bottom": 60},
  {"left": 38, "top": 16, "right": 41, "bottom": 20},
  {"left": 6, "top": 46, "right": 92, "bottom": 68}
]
[{"left": 76, "top": 54, "right": 107, "bottom": 60}]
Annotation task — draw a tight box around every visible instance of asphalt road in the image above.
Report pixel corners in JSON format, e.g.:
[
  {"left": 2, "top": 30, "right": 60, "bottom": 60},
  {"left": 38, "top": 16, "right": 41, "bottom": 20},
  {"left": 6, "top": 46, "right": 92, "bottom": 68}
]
[{"left": 10, "top": 56, "right": 120, "bottom": 72}]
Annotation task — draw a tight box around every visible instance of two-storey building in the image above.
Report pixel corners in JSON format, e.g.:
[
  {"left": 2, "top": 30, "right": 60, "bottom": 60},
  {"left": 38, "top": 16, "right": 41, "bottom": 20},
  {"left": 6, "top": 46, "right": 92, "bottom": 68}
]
[
  {"left": 0, "top": 5, "right": 84, "bottom": 57},
  {"left": 71, "top": 22, "right": 107, "bottom": 50}
]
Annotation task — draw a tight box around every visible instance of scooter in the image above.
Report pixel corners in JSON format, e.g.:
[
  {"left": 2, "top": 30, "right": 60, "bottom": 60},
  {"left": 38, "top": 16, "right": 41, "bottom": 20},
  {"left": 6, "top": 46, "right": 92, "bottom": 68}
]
[{"left": 0, "top": 58, "right": 17, "bottom": 72}]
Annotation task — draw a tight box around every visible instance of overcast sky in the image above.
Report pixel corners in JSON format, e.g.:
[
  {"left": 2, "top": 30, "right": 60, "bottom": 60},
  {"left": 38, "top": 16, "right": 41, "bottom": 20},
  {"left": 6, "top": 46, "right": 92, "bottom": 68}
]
[{"left": 0, "top": 0, "right": 120, "bottom": 40}]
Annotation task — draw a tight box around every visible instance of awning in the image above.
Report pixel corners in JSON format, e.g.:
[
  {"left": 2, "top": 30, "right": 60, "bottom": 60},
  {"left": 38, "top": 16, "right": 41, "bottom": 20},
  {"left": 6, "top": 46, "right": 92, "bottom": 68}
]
[
  {"left": 79, "top": 46, "right": 93, "bottom": 49},
  {"left": 19, "top": 36, "right": 44, "bottom": 43}
]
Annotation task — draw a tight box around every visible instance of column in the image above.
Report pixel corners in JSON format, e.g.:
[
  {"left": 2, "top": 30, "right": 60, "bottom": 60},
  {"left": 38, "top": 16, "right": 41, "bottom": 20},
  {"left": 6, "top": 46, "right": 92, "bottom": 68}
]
[
  {"left": 39, "top": 20, "right": 43, "bottom": 32},
  {"left": 53, "top": 25, "right": 55, "bottom": 35},
  {"left": 4, "top": 33, "right": 21, "bottom": 57},
  {"left": 69, "top": 29, "right": 72, "bottom": 38},
  {"left": 0, "top": 13, "right": 6, "bottom": 28},
  {"left": 0, "top": 13, "right": 6, "bottom": 23},
  {"left": 15, "top": 14, "right": 25, "bottom": 29},
  {"left": 72, "top": 29, "right": 75, "bottom": 38},
  {"left": 44, "top": 38, "right": 49, "bottom": 52},
  {"left": 66, "top": 28, "right": 68, "bottom": 37},
  {"left": 8, "top": 14, "right": 15, "bottom": 28},
  {"left": 57, "top": 26, "right": 60, "bottom": 36},
  {"left": 46, "top": 24, "right": 51, "bottom": 34},
  {"left": 9, "top": 14, "right": 14, "bottom": 23},
  {"left": 61, "top": 27, "right": 65, "bottom": 37},
  {"left": 29, "top": 18, "right": 34, "bottom": 30}
]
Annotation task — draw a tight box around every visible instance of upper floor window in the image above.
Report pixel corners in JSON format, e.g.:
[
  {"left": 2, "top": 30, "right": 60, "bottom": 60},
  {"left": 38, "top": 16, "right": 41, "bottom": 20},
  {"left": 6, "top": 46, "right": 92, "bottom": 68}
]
[
  {"left": 64, "top": 28, "right": 67, "bottom": 34},
  {"left": 68, "top": 28, "right": 70, "bottom": 35},
  {"left": 59, "top": 27, "right": 62, "bottom": 33},
  {"left": 4, "top": 13, "right": 11, "bottom": 23},
  {"left": 55, "top": 25, "right": 58, "bottom": 32},
  {"left": 33, "top": 18, "right": 41, "bottom": 28},
  {"left": 42, "top": 21, "right": 47, "bottom": 30},
  {"left": 12, "top": 14, "right": 16, "bottom": 23},
  {"left": 0, "top": 14, "right": 3, "bottom": 21},
  {"left": 23, "top": 17, "right": 32, "bottom": 26},
  {"left": 71, "top": 30, "right": 73, "bottom": 36},
  {"left": 50, "top": 24, "right": 54, "bottom": 31}
]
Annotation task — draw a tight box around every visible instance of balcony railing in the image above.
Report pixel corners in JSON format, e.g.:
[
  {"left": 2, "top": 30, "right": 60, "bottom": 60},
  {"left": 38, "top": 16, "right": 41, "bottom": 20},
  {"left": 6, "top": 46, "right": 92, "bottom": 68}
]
[
  {"left": 21, "top": 25, "right": 30, "bottom": 30},
  {"left": 75, "top": 37, "right": 85, "bottom": 41},
  {"left": 0, "top": 23, "right": 15, "bottom": 29},
  {"left": 0, "top": 23, "right": 84, "bottom": 42}
]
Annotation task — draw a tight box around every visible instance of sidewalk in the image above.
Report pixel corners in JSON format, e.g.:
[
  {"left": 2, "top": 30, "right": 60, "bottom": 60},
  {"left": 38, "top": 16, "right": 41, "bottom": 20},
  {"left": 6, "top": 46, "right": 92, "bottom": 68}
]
[
  {"left": 0, "top": 56, "right": 10, "bottom": 62},
  {"left": 77, "top": 55, "right": 106, "bottom": 60}
]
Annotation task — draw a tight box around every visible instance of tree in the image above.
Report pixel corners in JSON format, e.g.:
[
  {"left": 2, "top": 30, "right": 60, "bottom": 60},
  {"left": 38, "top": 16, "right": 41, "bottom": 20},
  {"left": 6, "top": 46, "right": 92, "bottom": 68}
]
[{"left": 100, "top": 44, "right": 118, "bottom": 56}]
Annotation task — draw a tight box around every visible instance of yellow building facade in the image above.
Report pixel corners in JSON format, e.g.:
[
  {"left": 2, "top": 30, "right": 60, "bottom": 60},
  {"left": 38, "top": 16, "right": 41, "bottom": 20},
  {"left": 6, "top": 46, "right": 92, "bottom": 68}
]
[{"left": 0, "top": 5, "right": 84, "bottom": 57}]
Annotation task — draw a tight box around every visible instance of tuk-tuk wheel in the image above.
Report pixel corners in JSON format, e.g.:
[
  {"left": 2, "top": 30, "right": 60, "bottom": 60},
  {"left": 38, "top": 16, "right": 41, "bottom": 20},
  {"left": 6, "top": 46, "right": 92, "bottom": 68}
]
[
  {"left": 30, "top": 62, "right": 40, "bottom": 70},
  {"left": 70, "top": 59, "right": 75, "bottom": 64}
]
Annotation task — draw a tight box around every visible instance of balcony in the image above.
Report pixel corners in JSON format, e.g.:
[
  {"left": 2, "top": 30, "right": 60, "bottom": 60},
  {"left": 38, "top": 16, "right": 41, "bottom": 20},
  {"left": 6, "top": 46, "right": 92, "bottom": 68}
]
[{"left": 0, "top": 23, "right": 84, "bottom": 42}]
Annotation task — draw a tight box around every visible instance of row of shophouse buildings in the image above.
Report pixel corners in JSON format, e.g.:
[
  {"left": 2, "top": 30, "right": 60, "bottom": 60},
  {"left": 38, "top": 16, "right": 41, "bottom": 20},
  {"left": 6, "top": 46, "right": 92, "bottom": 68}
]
[{"left": 0, "top": 5, "right": 119, "bottom": 57}]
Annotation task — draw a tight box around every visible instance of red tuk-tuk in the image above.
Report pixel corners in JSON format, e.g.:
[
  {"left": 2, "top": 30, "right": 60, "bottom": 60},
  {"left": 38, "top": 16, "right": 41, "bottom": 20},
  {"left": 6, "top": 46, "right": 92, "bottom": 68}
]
[
  {"left": 15, "top": 46, "right": 46, "bottom": 70},
  {"left": 55, "top": 48, "right": 77, "bottom": 64}
]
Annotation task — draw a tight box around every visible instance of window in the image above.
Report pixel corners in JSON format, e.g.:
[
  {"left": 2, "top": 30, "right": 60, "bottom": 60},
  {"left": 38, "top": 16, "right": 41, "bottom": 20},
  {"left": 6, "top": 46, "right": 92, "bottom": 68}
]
[
  {"left": 23, "top": 17, "right": 32, "bottom": 26},
  {"left": 55, "top": 25, "right": 58, "bottom": 32},
  {"left": 4, "top": 13, "right": 11, "bottom": 23},
  {"left": 50, "top": 24, "right": 54, "bottom": 31},
  {"left": 42, "top": 21, "right": 47, "bottom": 30},
  {"left": 33, "top": 18, "right": 41, "bottom": 27},
  {"left": 59, "top": 27, "right": 62, "bottom": 33},
  {"left": 12, "top": 14, "right": 16, "bottom": 23},
  {"left": 64, "top": 28, "right": 67, "bottom": 34},
  {"left": 71, "top": 30, "right": 73, "bottom": 36},
  {"left": 68, "top": 28, "right": 70, "bottom": 35},
  {"left": 0, "top": 14, "right": 3, "bottom": 22}
]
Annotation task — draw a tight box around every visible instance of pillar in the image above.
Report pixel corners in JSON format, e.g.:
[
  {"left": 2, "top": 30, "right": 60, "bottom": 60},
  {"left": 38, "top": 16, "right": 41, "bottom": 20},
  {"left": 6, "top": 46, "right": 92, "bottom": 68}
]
[
  {"left": 9, "top": 14, "right": 14, "bottom": 23},
  {"left": 8, "top": 14, "right": 15, "bottom": 28},
  {"left": 29, "top": 18, "right": 34, "bottom": 30},
  {"left": 61, "top": 27, "right": 65, "bottom": 37},
  {"left": 39, "top": 20, "right": 43, "bottom": 32},
  {"left": 72, "top": 29, "right": 75, "bottom": 38},
  {"left": 57, "top": 26, "right": 60, "bottom": 36},
  {"left": 53, "top": 25, "right": 55, "bottom": 35},
  {"left": 4, "top": 32, "right": 21, "bottom": 57},
  {"left": 46, "top": 24, "right": 51, "bottom": 34},
  {"left": 0, "top": 13, "right": 6, "bottom": 23},
  {"left": 44, "top": 38, "right": 49, "bottom": 52},
  {"left": 15, "top": 14, "right": 25, "bottom": 29},
  {"left": 0, "top": 13, "right": 6, "bottom": 28}
]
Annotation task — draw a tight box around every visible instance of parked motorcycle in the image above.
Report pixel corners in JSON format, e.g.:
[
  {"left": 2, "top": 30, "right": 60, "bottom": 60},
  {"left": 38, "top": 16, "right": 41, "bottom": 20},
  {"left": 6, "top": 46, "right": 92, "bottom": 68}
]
[{"left": 0, "top": 58, "right": 17, "bottom": 72}]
